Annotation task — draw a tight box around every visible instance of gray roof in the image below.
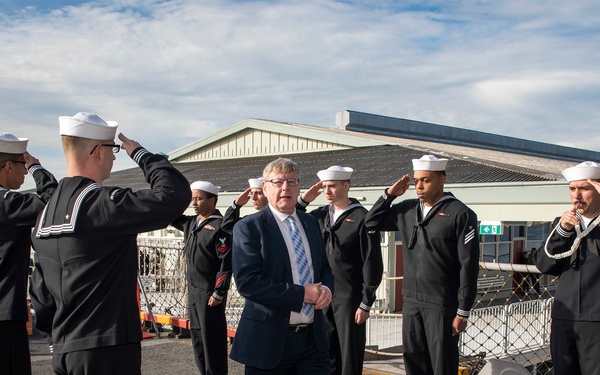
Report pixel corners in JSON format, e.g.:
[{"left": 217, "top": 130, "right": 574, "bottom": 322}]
[
  {"left": 105, "top": 145, "right": 552, "bottom": 192},
  {"left": 341, "top": 110, "right": 600, "bottom": 162}
]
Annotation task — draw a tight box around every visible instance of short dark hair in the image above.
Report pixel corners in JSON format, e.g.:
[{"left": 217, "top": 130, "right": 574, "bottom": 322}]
[{"left": 0, "top": 153, "right": 12, "bottom": 166}]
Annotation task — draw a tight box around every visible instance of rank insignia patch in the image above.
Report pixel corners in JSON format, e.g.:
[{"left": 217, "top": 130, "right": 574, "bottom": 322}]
[{"left": 217, "top": 237, "right": 230, "bottom": 253}]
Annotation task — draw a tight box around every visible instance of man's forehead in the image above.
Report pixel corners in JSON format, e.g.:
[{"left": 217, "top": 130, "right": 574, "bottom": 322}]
[
  {"left": 11, "top": 154, "right": 26, "bottom": 161},
  {"left": 268, "top": 172, "right": 299, "bottom": 179},
  {"left": 192, "top": 190, "right": 210, "bottom": 197},
  {"left": 413, "top": 170, "right": 439, "bottom": 178},
  {"left": 569, "top": 180, "right": 598, "bottom": 188},
  {"left": 322, "top": 180, "right": 345, "bottom": 186}
]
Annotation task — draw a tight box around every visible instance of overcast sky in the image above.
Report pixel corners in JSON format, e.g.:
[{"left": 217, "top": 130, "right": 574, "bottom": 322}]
[{"left": 2, "top": 0, "right": 599, "bottom": 190}]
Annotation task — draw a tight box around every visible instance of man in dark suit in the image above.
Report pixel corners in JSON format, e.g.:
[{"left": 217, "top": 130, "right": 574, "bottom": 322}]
[{"left": 230, "top": 157, "right": 334, "bottom": 374}]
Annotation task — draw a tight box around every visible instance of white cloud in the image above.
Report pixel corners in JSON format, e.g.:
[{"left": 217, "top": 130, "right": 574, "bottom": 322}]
[{"left": 1, "top": 0, "right": 599, "bottom": 191}]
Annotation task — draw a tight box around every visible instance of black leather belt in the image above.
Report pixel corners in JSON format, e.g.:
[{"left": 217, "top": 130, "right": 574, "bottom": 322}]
[{"left": 289, "top": 323, "right": 312, "bottom": 333}]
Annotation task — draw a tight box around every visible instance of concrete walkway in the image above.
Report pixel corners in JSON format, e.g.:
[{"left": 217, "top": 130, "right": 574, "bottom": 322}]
[{"left": 30, "top": 330, "right": 403, "bottom": 375}]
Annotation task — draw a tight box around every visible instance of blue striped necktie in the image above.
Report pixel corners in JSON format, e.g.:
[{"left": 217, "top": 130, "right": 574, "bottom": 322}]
[{"left": 286, "top": 216, "right": 314, "bottom": 319}]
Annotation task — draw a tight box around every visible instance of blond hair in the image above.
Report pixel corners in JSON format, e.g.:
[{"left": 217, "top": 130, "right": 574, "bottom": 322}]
[{"left": 263, "top": 158, "right": 301, "bottom": 179}]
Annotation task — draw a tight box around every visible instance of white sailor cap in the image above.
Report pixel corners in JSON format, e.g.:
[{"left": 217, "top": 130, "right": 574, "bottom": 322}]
[
  {"left": 190, "top": 180, "right": 221, "bottom": 195},
  {"left": 412, "top": 155, "right": 448, "bottom": 171},
  {"left": 59, "top": 112, "right": 118, "bottom": 141},
  {"left": 248, "top": 177, "right": 263, "bottom": 189},
  {"left": 317, "top": 166, "right": 353, "bottom": 181},
  {"left": 0, "top": 132, "right": 28, "bottom": 154},
  {"left": 562, "top": 161, "right": 600, "bottom": 182}
]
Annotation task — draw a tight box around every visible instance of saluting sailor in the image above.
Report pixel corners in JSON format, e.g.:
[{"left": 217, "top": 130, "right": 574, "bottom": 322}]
[
  {"left": 297, "top": 165, "right": 383, "bottom": 375},
  {"left": 221, "top": 177, "right": 268, "bottom": 234},
  {"left": 535, "top": 161, "right": 600, "bottom": 375},
  {"left": 0, "top": 132, "right": 57, "bottom": 375},
  {"left": 171, "top": 180, "right": 232, "bottom": 375},
  {"left": 29, "top": 112, "right": 191, "bottom": 375},
  {"left": 365, "top": 155, "right": 480, "bottom": 375}
]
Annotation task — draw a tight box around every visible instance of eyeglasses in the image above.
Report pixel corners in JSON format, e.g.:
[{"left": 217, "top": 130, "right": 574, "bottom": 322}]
[
  {"left": 265, "top": 178, "right": 300, "bottom": 187},
  {"left": 89, "top": 144, "right": 121, "bottom": 155},
  {"left": 1, "top": 160, "right": 26, "bottom": 169}
]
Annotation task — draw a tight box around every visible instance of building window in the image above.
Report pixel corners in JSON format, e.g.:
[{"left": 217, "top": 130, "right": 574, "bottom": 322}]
[
  {"left": 526, "top": 222, "right": 552, "bottom": 252},
  {"left": 480, "top": 225, "right": 512, "bottom": 263},
  {"left": 479, "top": 223, "right": 552, "bottom": 263}
]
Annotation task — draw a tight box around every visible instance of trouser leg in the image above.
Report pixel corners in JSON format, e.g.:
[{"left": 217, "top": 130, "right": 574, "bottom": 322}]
[
  {"left": 331, "top": 298, "right": 365, "bottom": 375},
  {"left": 402, "top": 299, "right": 433, "bottom": 375},
  {"left": 0, "top": 321, "right": 31, "bottom": 375},
  {"left": 421, "top": 303, "right": 458, "bottom": 375}
]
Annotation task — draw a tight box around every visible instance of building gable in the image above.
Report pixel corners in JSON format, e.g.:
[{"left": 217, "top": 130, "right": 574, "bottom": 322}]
[{"left": 169, "top": 118, "right": 386, "bottom": 162}]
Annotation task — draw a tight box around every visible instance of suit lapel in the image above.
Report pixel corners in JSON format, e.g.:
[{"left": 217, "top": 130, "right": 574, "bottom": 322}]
[{"left": 262, "top": 209, "right": 293, "bottom": 277}]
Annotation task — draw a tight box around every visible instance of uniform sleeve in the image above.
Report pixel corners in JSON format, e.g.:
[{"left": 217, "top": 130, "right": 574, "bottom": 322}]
[
  {"left": 212, "top": 228, "right": 233, "bottom": 300},
  {"left": 99, "top": 148, "right": 192, "bottom": 235},
  {"left": 295, "top": 197, "right": 308, "bottom": 212},
  {"left": 456, "top": 209, "right": 480, "bottom": 316},
  {"left": 319, "top": 252, "right": 334, "bottom": 296},
  {"left": 534, "top": 217, "right": 572, "bottom": 276},
  {"left": 29, "top": 254, "right": 56, "bottom": 342},
  {"left": 359, "top": 222, "right": 384, "bottom": 311},
  {"left": 29, "top": 164, "right": 58, "bottom": 203},
  {"left": 171, "top": 215, "right": 191, "bottom": 232},
  {"left": 221, "top": 202, "right": 241, "bottom": 235},
  {"left": 0, "top": 166, "right": 58, "bottom": 227},
  {"left": 365, "top": 192, "right": 401, "bottom": 231}
]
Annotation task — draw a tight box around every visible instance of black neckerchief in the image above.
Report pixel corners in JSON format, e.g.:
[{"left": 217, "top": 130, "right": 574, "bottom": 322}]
[
  {"left": 408, "top": 194, "right": 456, "bottom": 250},
  {"left": 322, "top": 198, "right": 362, "bottom": 255}
]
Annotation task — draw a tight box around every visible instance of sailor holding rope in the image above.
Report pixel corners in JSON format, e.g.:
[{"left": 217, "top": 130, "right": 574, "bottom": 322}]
[{"left": 535, "top": 161, "right": 600, "bottom": 375}]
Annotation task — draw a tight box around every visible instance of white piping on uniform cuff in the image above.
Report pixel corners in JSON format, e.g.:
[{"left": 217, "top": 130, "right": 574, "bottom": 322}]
[
  {"left": 212, "top": 292, "right": 223, "bottom": 301},
  {"left": 28, "top": 164, "right": 44, "bottom": 174},
  {"left": 297, "top": 196, "right": 308, "bottom": 207},
  {"left": 131, "top": 148, "right": 150, "bottom": 164},
  {"left": 456, "top": 309, "right": 470, "bottom": 317},
  {"left": 359, "top": 303, "right": 371, "bottom": 312},
  {"left": 556, "top": 225, "right": 574, "bottom": 238}
]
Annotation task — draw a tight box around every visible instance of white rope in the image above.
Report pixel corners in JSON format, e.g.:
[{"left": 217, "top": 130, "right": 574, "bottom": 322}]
[{"left": 544, "top": 215, "right": 600, "bottom": 259}]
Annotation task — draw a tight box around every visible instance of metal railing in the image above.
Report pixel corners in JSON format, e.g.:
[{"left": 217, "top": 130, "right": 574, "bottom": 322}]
[
  {"left": 365, "top": 262, "right": 555, "bottom": 374},
  {"left": 137, "top": 238, "right": 245, "bottom": 330},
  {"left": 136, "top": 238, "right": 555, "bottom": 374}
]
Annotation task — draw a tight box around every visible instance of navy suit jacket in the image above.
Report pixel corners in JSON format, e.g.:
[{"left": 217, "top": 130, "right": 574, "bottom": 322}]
[{"left": 230, "top": 207, "right": 334, "bottom": 369}]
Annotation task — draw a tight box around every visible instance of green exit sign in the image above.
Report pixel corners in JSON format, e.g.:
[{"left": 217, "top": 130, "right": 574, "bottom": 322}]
[{"left": 480, "top": 221, "right": 503, "bottom": 235}]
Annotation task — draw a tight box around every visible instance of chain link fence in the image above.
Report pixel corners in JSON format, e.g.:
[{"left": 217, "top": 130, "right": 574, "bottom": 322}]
[
  {"left": 137, "top": 238, "right": 246, "bottom": 331},
  {"left": 365, "top": 262, "right": 556, "bottom": 375},
  {"left": 463, "top": 262, "right": 555, "bottom": 374}
]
